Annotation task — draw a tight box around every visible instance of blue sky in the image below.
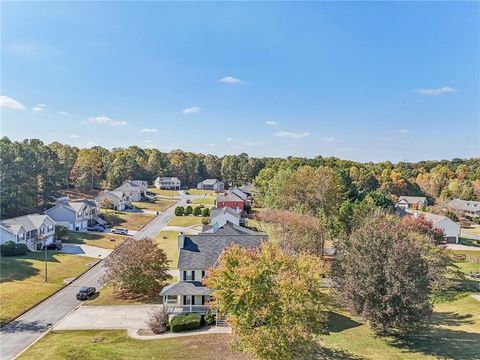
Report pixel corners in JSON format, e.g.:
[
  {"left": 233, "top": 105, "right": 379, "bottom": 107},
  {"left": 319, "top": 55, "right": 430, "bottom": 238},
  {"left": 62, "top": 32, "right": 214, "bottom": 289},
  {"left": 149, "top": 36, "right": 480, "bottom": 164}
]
[{"left": 1, "top": 1, "right": 478, "bottom": 162}]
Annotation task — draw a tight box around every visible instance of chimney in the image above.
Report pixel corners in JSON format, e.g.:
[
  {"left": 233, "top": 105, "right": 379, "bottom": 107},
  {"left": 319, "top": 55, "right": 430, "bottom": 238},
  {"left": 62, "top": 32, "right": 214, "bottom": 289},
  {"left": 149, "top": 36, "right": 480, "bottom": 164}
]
[{"left": 178, "top": 232, "right": 185, "bottom": 249}]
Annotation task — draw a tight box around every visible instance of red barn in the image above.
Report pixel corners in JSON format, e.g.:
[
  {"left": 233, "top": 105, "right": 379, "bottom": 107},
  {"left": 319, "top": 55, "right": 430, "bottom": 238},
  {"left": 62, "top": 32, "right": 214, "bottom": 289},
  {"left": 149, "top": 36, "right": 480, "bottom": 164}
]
[{"left": 215, "top": 192, "right": 245, "bottom": 212}]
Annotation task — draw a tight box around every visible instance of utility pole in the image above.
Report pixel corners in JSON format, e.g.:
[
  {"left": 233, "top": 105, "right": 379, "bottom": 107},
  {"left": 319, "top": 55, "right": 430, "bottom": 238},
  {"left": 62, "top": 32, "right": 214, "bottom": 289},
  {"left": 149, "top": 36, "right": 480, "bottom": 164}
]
[{"left": 45, "top": 240, "right": 48, "bottom": 282}]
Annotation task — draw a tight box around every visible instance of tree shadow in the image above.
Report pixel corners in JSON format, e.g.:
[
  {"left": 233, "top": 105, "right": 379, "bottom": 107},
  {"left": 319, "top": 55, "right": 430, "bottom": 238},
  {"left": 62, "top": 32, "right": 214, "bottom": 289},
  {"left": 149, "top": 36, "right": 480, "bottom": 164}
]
[
  {"left": 430, "top": 311, "right": 475, "bottom": 327},
  {"left": 327, "top": 312, "right": 362, "bottom": 333},
  {"left": 1, "top": 253, "right": 60, "bottom": 283},
  {"left": 1, "top": 319, "right": 50, "bottom": 333}
]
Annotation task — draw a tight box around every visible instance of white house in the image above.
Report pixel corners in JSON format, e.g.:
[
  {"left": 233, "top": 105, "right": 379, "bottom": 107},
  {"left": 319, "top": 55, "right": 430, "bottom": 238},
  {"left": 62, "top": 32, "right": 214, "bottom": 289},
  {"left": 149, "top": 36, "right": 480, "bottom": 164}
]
[
  {"left": 0, "top": 214, "right": 56, "bottom": 251},
  {"left": 45, "top": 200, "right": 100, "bottom": 231},
  {"left": 209, "top": 207, "right": 241, "bottom": 227},
  {"left": 410, "top": 210, "right": 461, "bottom": 244},
  {"left": 114, "top": 180, "right": 148, "bottom": 202},
  {"left": 197, "top": 179, "right": 224, "bottom": 192},
  {"left": 447, "top": 199, "right": 480, "bottom": 218},
  {"left": 396, "top": 196, "right": 428, "bottom": 210},
  {"left": 160, "top": 231, "right": 266, "bottom": 313},
  {"left": 96, "top": 190, "right": 131, "bottom": 211},
  {"left": 155, "top": 177, "right": 181, "bottom": 190}
]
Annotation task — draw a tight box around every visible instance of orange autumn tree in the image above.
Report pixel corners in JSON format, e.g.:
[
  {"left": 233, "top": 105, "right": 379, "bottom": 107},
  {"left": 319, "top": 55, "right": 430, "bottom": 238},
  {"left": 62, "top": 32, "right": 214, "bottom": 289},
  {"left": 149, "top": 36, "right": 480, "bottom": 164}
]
[{"left": 205, "top": 242, "right": 330, "bottom": 360}]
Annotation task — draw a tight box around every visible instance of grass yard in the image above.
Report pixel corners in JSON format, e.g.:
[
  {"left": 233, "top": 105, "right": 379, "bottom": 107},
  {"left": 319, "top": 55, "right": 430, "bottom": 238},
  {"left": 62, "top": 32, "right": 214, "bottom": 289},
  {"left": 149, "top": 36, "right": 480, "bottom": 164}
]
[
  {"left": 148, "top": 188, "right": 179, "bottom": 197},
  {"left": 18, "top": 332, "right": 251, "bottom": 360},
  {"left": 192, "top": 196, "right": 216, "bottom": 207},
  {"left": 62, "top": 231, "right": 128, "bottom": 250},
  {"left": 0, "top": 252, "right": 96, "bottom": 326},
  {"left": 132, "top": 199, "right": 176, "bottom": 212},
  {"left": 154, "top": 230, "right": 180, "bottom": 268},
  {"left": 101, "top": 210, "right": 155, "bottom": 230},
  {"left": 167, "top": 215, "right": 205, "bottom": 227},
  {"left": 187, "top": 188, "right": 217, "bottom": 196},
  {"left": 462, "top": 226, "right": 480, "bottom": 236}
]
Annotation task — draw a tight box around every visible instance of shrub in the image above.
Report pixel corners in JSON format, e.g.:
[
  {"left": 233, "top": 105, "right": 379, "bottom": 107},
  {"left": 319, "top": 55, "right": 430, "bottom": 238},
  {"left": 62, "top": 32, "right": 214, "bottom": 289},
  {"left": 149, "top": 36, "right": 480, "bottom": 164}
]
[
  {"left": 201, "top": 218, "right": 210, "bottom": 226},
  {"left": 185, "top": 205, "right": 193, "bottom": 216},
  {"left": 202, "top": 208, "right": 210, "bottom": 217},
  {"left": 55, "top": 225, "right": 68, "bottom": 239},
  {"left": 175, "top": 206, "right": 185, "bottom": 216},
  {"left": 146, "top": 308, "right": 169, "bottom": 334},
  {"left": 1, "top": 241, "right": 28, "bottom": 256},
  {"left": 193, "top": 206, "right": 202, "bottom": 216},
  {"left": 169, "top": 313, "right": 201, "bottom": 332},
  {"left": 204, "top": 308, "right": 216, "bottom": 325}
]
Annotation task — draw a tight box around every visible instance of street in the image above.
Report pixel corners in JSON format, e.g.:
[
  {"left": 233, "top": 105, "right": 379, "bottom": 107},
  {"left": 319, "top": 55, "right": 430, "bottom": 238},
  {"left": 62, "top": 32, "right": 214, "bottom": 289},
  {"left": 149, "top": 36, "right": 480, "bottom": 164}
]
[{"left": 0, "top": 195, "right": 192, "bottom": 360}]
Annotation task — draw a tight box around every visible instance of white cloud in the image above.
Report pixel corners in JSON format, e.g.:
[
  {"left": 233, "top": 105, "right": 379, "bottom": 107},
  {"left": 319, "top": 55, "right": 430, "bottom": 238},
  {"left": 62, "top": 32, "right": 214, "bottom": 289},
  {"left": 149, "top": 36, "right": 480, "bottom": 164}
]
[
  {"left": 227, "top": 137, "right": 233, "bottom": 142},
  {"left": 207, "top": 143, "right": 216, "bottom": 148},
  {"left": 32, "top": 104, "right": 45, "bottom": 112},
  {"left": 58, "top": 111, "right": 70, "bottom": 116},
  {"left": 219, "top": 76, "right": 243, "bottom": 84},
  {"left": 274, "top": 131, "right": 311, "bottom": 139},
  {"left": 398, "top": 129, "right": 410, "bottom": 134},
  {"left": 414, "top": 86, "right": 458, "bottom": 96},
  {"left": 141, "top": 128, "right": 158, "bottom": 133},
  {"left": 321, "top": 136, "right": 336, "bottom": 142},
  {"left": 69, "top": 134, "right": 80, "bottom": 139},
  {"left": 265, "top": 120, "right": 280, "bottom": 126},
  {"left": 0, "top": 96, "right": 25, "bottom": 110},
  {"left": 88, "top": 115, "right": 127, "bottom": 126},
  {"left": 182, "top": 106, "right": 200, "bottom": 114}
]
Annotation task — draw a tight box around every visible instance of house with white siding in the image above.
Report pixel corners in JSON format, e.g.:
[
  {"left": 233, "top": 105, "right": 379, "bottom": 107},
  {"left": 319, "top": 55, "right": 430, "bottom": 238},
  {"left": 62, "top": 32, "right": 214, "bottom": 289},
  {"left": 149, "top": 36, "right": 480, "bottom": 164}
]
[
  {"left": 45, "top": 200, "right": 100, "bottom": 231},
  {"left": 96, "top": 190, "right": 131, "bottom": 211},
  {"left": 155, "top": 177, "right": 181, "bottom": 190},
  {"left": 0, "top": 214, "right": 56, "bottom": 251}
]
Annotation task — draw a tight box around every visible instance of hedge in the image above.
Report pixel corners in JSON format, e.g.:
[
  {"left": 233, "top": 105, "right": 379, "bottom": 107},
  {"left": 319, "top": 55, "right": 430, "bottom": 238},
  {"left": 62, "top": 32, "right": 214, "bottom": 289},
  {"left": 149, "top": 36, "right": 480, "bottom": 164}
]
[
  {"left": 169, "top": 313, "right": 202, "bottom": 332},
  {"left": 1, "top": 241, "right": 29, "bottom": 256}
]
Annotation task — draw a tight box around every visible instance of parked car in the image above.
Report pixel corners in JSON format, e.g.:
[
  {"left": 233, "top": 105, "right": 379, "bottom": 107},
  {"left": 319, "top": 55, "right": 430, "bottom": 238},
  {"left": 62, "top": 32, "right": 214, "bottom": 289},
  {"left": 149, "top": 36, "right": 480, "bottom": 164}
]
[
  {"left": 46, "top": 241, "right": 62, "bottom": 250},
  {"left": 112, "top": 227, "right": 128, "bottom": 235},
  {"left": 87, "top": 225, "right": 105, "bottom": 232},
  {"left": 76, "top": 286, "right": 96, "bottom": 301}
]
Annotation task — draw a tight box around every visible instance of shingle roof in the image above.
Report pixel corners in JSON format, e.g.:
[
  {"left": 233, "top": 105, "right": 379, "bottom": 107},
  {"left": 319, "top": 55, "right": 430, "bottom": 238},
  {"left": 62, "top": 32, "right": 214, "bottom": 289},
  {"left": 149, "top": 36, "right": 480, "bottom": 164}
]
[
  {"left": 1, "top": 214, "right": 53, "bottom": 235},
  {"left": 200, "top": 179, "right": 221, "bottom": 185},
  {"left": 231, "top": 188, "right": 248, "bottom": 201},
  {"left": 216, "top": 192, "right": 243, "bottom": 202},
  {"left": 210, "top": 207, "right": 241, "bottom": 219},
  {"left": 447, "top": 199, "right": 480, "bottom": 212},
  {"left": 178, "top": 233, "right": 266, "bottom": 269},
  {"left": 398, "top": 196, "right": 427, "bottom": 204},
  {"left": 160, "top": 281, "right": 212, "bottom": 296},
  {"left": 158, "top": 177, "right": 180, "bottom": 182}
]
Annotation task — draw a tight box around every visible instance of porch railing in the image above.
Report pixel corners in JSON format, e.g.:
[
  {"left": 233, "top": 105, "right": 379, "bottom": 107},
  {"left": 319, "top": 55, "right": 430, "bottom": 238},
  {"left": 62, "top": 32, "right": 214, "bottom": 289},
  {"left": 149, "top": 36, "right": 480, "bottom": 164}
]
[{"left": 163, "top": 304, "right": 210, "bottom": 314}]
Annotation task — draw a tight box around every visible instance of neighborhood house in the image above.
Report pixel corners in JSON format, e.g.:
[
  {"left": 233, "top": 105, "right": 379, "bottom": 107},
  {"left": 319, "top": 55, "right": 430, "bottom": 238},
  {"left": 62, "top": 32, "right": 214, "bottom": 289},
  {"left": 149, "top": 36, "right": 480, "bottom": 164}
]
[
  {"left": 405, "top": 210, "right": 461, "bottom": 244},
  {"left": 45, "top": 199, "right": 101, "bottom": 231},
  {"left": 160, "top": 229, "right": 266, "bottom": 313},
  {"left": 208, "top": 207, "right": 242, "bottom": 228},
  {"left": 114, "top": 180, "right": 148, "bottom": 202},
  {"left": 0, "top": 214, "right": 56, "bottom": 251},
  {"left": 395, "top": 196, "right": 428, "bottom": 210},
  {"left": 447, "top": 199, "right": 480, "bottom": 218},
  {"left": 155, "top": 177, "right": 181, "bottom": 190},
  {"left": 197, "top": 179, "right": 224, "bottom": 192},
  {"left": 215, "top": 192, "right": 245, "bottom": 212},
  {"left": 96, "top": 190, "right": 132, "bottom": 211}
]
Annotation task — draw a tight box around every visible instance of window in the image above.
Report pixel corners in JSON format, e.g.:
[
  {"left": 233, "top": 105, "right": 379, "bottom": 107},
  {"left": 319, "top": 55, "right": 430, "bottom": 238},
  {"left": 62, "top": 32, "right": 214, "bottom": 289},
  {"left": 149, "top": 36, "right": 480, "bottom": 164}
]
[
  {"left": 202, "top": 270, "right": 205, "bottom": 279},
  {"left": 166, "top": 295, "right": 178, "bottom": 304}
]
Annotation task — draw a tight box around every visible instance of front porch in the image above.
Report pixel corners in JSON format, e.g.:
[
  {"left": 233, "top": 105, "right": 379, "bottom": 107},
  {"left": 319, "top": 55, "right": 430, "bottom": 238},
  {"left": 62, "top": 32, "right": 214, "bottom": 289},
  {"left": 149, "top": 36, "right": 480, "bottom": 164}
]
[{"left": 160, "top": 281, "right": 213, "bottom": 314}]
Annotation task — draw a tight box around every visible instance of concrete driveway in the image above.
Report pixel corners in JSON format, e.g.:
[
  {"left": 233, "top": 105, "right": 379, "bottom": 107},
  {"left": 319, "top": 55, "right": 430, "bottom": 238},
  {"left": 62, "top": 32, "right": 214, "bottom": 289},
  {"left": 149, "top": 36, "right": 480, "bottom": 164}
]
[
  {"left": 54, "top": 305, "right": 162, "bottom": 330},
  {"left": 61, "top": 244, "right": 112, "bottom": 259}
]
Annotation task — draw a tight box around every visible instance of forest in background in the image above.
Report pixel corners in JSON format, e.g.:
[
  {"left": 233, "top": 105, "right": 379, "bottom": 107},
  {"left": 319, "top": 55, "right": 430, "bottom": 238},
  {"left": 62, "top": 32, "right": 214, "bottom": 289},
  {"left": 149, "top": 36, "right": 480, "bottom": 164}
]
[{"left": 0, "top": 136, "right": 479, "bottom": 219}]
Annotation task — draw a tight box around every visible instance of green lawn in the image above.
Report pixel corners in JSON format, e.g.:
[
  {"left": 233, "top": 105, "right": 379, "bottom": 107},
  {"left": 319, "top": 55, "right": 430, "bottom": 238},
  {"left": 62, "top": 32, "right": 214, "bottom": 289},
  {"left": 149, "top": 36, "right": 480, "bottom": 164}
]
[
  {"left": 462, "top": 226, "right": 480, "bottom": 236},
  {"left": 187, "top": 189, "right": 217, "bottom": 196},
  {"left": 132, "top": 199, "right": 176, "bottom": 212},
  {"left": 167, "top": 215, "right": 205, "bottom": 227},
  {"left": 62, "top": 231, "right": 128, "bottom": 250},
  {"left": 0, "top": 252, "right": 96, "bottom": 326},
  {"left": 191, "top": 196, "right": 216, "bottom": 207},
  {"left": 148, "top": 188, "right": 179, "bottom": 197},
  {"left": 18, "top": 332, "right": 251, "bottom": 360},
  {"left": 153, "top": 230, "right": 180, "bottom": 268},
  {"left": 100, "top": 210, "right": 155, "bottom": 230}
]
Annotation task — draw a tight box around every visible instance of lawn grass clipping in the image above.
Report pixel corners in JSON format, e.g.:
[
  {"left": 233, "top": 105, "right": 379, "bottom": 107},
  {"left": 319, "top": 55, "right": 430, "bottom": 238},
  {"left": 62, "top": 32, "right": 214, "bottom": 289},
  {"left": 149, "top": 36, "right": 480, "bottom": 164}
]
[{"left": 0, "top": 252, "right": 96, "bottom": 326}]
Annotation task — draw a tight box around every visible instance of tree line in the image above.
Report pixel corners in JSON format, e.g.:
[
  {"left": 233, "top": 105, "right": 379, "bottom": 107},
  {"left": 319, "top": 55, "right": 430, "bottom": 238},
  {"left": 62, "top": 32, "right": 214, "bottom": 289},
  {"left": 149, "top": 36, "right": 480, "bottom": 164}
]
[{"left": 1, "top": 136, "right": 478, "bottom": 219}]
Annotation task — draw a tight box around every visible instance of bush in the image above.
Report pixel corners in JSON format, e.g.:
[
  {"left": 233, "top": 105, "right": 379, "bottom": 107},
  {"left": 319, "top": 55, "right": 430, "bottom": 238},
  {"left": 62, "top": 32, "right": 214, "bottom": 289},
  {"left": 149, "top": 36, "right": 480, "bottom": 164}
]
[
  {"left": 55, "top": 225, "right": 68, "bottom": 239},
  {"left": 202, "top": 208, "right": 210, "bottom": 217},
  {"left": 175, "top": 206, "right": 185, "bottom": 216},
  {"left": 185, "top": 205, "right": 193, "bottom": 216},
  {"left": 169, "top": 313, "right": 201, "bottom": 332},
  {"left": 1, "top": 241, "right": 28, "bottom": 256},
  {"left": 146, "top": 308, "right": 169, "bottom": 334},
  {"left": 193, "top": 206, "right": 202, "bottom": 216},
  {"left": 204, "top": 308, "right": 216, "bottom": 325},
  {"left": 201, "top": 218, "right": 210, "bottom": 226}
]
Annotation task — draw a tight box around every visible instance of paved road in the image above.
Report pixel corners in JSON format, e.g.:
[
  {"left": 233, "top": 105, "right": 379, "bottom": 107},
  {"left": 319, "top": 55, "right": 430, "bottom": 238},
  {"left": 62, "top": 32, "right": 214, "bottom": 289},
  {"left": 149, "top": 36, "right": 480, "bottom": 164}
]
[{"left": 0, "top": 196, "right": 188, "bottom": 360}]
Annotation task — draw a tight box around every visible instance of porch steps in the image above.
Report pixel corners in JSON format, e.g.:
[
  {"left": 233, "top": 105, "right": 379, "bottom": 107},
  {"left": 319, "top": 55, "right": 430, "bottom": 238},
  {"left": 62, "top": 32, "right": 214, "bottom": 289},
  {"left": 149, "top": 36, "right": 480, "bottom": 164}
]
[{"left": 216, "top": 314, "right": 228, "bottom": 327}]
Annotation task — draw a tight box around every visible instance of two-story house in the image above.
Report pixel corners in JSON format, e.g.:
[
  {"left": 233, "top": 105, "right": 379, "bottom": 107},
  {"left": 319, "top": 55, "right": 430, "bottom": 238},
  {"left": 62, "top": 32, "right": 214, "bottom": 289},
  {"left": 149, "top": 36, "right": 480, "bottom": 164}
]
[
  {"left": 160, "top": 228, "right": 266, "bottom": 313},
  {"left": 447, "top": 199, "right": 480, "bottom": 218},
  {"left": 154, "top": 177, "right": 181, "bottom": 190},
  {"left": 96, "top": 190, "right": 132, "bottom": 211},
  {"left": 208, "top": 207, "right": 242, "bottom": 228},
  {"left": 395, "top": 196, "right": 428, "bottom": 210},
  {"left": 215, "top": 192, "right": 245, "bottom": 212},
  {"left": 0, "top": 214, "right": 56, "bottom": 251},
  {"left": 114, "top": 180, "right": 148, "bottom": 202},
  {"left": 197, "top": 179, "right": 224, "bottom": 192},
  {"left": 45, "top": 200, "right": 100, "bottom": 231}
]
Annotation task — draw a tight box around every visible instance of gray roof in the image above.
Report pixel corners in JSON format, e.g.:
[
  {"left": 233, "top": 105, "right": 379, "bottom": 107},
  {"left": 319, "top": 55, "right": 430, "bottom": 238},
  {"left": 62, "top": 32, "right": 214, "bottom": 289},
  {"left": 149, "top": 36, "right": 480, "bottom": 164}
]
[
  {"left": 178, "top": 233, "right": 266, "bottom": 270},
  {"left": 404, "top": 209, "right": 459, "bottom": 228},
  {"left": 216, "top": 192, "right": 244, "bottom": 202},
  {"left": 199, "top": 179, "right": 222, "bottom": 185},
  {"left": 160, "top": 281, "right": 212, "bottom": 296},
  {"left": 202, "top": 221, "right": 258, "bottom": 235},
  {"left": 210, "top": 207, "right": 241, "bottom": 219},
  {"left": 1, "top": 214, "right": 53, "bottom": 235},
  {"left": 398, "top": 196, "right": 427, "bottom": 204},
  {"left": 231, "top": 188, "right": 248, "bottom": 201},
  {"left": 157, "top": 177, "right": 180, "bottom": 182},
  {"left": 447, "top": 199, "right": 480, "bottom": 212}
]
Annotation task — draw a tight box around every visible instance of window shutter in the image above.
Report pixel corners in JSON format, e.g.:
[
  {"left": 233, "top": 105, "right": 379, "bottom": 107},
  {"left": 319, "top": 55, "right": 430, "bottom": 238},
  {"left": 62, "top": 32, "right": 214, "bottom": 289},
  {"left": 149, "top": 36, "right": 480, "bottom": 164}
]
[
  {"left": 191, "top": 270, "right": 195, "bottom": 281},
  {"left": 183, "top": 271, "right": 187, "bottom": 281},
  {"left": 202, "top": 270, "right": 205, "bottom": 278}
]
